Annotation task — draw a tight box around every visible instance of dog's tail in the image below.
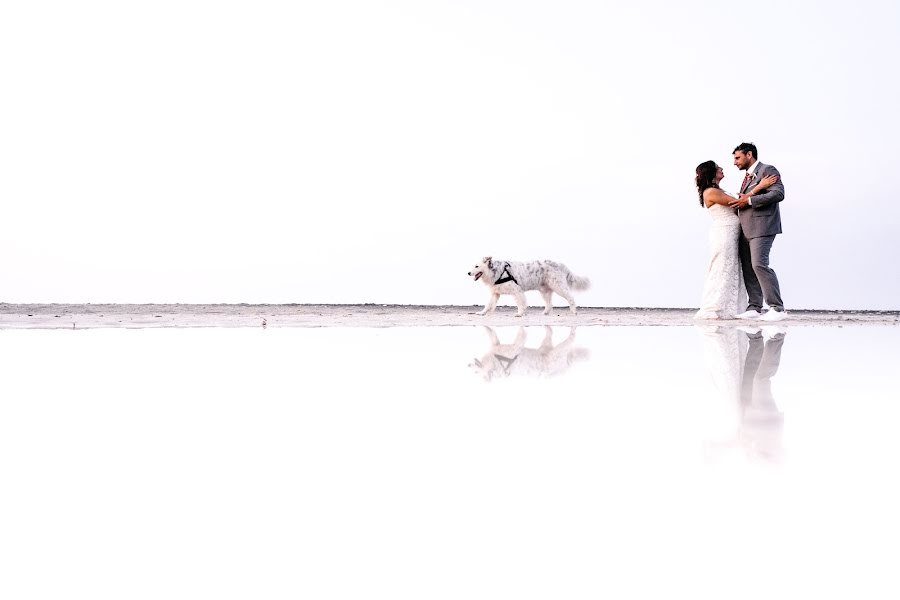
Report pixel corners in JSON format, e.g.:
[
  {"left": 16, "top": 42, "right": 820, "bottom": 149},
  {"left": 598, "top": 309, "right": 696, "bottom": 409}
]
[{"left": 567, "top": 271, "right": 591, "bottom": 291}]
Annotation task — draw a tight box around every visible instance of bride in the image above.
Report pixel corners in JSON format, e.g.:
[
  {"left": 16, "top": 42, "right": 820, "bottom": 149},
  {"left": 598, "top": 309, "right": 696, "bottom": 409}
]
[{"left": 694, "top": 161, "right": 777, "bottom": 319}]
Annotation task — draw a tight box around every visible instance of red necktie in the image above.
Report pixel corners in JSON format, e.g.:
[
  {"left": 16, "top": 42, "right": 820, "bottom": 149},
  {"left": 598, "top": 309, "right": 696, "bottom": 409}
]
[{"left": 741, "top": 172, "right": 751, "bottom": 192}]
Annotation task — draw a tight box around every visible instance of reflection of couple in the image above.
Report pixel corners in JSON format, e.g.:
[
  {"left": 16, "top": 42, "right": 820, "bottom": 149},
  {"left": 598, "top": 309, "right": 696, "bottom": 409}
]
[
  {"left": 695, "top": 142, "right": 786, "bottom": 322},
  {"left": 700, "top": 325, "right": 786, "bottom": 463}
]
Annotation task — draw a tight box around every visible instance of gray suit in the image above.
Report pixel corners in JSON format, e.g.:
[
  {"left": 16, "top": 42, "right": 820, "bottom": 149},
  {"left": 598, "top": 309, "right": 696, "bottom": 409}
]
[
  {"left": 738, "top": 162, "right": 784, "bottom": 311},
  {"left": 740, "top": 329, "right": 785, "bottom": 461}
]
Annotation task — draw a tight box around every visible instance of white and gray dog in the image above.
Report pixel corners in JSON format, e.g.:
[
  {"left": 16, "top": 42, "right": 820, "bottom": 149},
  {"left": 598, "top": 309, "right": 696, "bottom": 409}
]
[
  {"left": 469, "top": 326, "right": 591, "bottom": 381},
  {"left": 468, "top": 256, "right": 590, "bottom": 316}
]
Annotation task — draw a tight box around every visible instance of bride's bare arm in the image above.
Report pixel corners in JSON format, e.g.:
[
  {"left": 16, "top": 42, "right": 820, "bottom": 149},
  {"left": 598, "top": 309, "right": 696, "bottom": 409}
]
[
  {"left": 729, "top": 168, "right": 784, "bottom": 209},
  {"left": 748, "top": 174, "right": 779, "bottom": 196},
  {"left": 703, "top": 187, "right": 735, "bottom": 208}
]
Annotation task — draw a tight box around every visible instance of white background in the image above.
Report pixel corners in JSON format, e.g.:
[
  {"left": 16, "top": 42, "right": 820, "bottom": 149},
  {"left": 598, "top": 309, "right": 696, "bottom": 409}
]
[{"left": 3, "top": 1, "right": 898, "bottom": 308}]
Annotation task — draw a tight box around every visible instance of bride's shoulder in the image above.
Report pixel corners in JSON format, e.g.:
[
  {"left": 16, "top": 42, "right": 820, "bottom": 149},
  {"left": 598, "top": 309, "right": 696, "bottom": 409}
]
[
  {"left": 702, "top": 185, "right": 730, "bottom": 199},
  {"left": 705, "top": 186, "right": 735, "bottom": 199}
]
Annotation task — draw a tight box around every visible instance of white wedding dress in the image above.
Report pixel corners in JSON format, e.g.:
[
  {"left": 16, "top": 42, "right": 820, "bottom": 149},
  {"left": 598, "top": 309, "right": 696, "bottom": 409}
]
[
  {"left": 695, "top": 201, "right": 747, "bottom": 319},
  {"left": 697, "top": 324, "right": 750, "bottom": 462}
]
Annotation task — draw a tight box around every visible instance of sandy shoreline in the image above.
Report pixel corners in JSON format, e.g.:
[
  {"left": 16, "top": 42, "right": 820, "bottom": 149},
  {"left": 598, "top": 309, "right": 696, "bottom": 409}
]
[{"left": 1, "top": 304, "right": 897, "bottom": 329}]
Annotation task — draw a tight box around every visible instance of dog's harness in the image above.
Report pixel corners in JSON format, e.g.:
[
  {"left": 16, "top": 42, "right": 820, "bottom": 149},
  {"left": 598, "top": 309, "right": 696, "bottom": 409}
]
[
  {"left": 494, "top": 353, "right": 518, "bottom": 375},
  {"left": 494, "top": 263, "right": 517, "bottom": 285}
]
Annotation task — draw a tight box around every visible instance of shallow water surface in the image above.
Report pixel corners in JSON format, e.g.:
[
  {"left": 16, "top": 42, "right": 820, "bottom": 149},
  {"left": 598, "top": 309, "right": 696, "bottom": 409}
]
[{"left": 1, "top": 325, "right": 898, "bottom": 598}]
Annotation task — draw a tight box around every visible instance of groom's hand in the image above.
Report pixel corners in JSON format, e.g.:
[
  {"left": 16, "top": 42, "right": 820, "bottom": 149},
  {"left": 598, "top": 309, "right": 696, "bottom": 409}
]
[{"left": 729, "top": 194, "right": 751, "bottom": 209}]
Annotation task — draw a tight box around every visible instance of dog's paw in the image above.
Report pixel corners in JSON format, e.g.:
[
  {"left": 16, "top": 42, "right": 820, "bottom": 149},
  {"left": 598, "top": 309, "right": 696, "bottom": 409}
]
[
  {"left": 542, "top": 309, "right": 551, "bottom": 315},
  {"left": 515, "top": 313, "right": 524, "bottom": 318}
]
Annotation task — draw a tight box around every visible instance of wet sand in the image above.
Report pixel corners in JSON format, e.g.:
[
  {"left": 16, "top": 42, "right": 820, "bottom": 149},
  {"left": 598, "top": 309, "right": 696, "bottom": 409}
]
[{"left": 1, "top": 304, "right": 897, "bottom": 329}]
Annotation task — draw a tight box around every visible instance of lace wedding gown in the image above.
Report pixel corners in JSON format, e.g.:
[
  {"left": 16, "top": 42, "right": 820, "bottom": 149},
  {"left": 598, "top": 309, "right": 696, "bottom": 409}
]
[{"left": 695, "top": 202, "right": 747, "bottom": 319}]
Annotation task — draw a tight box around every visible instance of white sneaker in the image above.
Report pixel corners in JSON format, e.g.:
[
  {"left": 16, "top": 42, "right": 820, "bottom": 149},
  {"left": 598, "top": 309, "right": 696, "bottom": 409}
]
[
  {"left": 736, "top": 310, "right": 762, "bottom": 319},
  {"left": 761, "top": 326, "right": 787, "bottom": 342},
  {"left": 761, "top": 309, "right": 787, "bottom": 322}
]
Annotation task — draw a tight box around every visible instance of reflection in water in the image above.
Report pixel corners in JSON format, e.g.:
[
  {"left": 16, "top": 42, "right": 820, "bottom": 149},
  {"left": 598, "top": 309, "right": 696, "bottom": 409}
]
[
  {"left": 469, "top": 326, "right": 590, "bottom": 381},
  {"left": 700, "top": 325, "right": 787, "bottom": 464}
]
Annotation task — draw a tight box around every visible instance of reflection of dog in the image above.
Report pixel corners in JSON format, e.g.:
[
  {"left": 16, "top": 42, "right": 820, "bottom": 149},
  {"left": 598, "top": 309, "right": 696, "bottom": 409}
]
[
  {"left": 467, "top": 256, "right": 590, "bottom": 316},
  {"left": 468, "top": 326, "right": 590, "bottom": 381}
]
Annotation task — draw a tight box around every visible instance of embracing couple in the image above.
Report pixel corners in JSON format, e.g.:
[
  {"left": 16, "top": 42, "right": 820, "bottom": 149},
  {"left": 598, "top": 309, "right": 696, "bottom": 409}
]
[{"left": 694, "top": 142, "right": 786, "bottom": 322}]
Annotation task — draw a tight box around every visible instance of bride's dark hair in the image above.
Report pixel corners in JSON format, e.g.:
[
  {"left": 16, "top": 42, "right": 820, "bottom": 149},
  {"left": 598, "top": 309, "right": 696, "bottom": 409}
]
[{"left": 695, "top": 160, "right": 718, "bottom": 206}]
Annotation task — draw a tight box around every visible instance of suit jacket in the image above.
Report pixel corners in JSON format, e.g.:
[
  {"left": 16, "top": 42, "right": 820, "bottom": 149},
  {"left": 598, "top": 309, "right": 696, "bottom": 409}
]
[{"left": 738, "top": 161, "right": 784, "bottom": 239}]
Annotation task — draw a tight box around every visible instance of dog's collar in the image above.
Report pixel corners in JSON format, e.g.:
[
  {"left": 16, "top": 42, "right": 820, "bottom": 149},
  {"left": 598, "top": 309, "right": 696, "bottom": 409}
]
[{"left": 494, "top": 263, "right": 517, "bottom": 285}]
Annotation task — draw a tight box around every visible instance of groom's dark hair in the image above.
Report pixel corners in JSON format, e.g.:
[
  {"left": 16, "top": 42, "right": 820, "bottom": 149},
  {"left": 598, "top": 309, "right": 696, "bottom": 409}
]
[{"left": 733, "top": 142, "right": 758, "bottom": 159}]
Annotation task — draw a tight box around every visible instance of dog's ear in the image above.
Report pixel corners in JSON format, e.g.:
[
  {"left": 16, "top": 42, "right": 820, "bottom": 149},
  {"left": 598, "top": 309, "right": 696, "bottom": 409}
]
[{"left": 483, "top": 256, "right": 492, "bottom": 268}]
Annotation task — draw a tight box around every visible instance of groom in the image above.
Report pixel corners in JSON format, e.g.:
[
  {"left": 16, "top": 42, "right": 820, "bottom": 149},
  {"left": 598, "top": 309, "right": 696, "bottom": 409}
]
[
  {"left": 739, "top": 326, "right": 786, "bottom": 461},
  {"left": 729, "top": 142, "right": 786, "bottom": 322}
]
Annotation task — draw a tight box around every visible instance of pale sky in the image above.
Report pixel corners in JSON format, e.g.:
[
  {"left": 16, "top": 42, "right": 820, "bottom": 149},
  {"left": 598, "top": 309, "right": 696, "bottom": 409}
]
[{"left": 2, "top": 0, "right": 898, "bottom": 308}]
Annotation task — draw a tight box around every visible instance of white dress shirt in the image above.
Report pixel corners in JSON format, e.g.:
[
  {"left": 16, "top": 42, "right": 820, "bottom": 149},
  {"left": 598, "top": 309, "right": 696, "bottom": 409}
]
[{"left": 744, "top": 160, "right": 761, "bottom": 206}]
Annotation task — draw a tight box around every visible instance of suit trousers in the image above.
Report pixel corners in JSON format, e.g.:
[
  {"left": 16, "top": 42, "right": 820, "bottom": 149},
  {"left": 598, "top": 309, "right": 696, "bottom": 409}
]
[{"left": 739, "top": 233, "right": 783, "bottom": 311}]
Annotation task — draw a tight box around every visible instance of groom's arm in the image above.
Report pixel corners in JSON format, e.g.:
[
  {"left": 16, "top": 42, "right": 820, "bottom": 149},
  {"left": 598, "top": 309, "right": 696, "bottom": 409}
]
[{"left": 747, "top": 166, "right": 785, "bottom": 209}]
